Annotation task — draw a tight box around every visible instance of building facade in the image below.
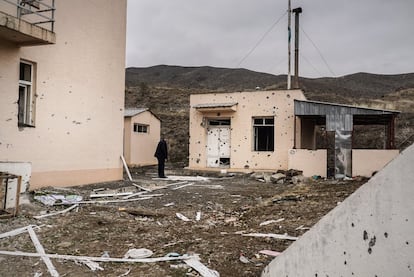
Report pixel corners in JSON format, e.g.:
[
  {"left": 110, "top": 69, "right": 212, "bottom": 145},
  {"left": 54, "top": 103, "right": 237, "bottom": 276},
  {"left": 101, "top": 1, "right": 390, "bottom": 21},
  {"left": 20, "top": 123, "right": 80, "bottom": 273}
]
[
  {"left": 0, "top": 0, "right": 127, "bottom": 189},
  {"left": 189, "top": 90, "right": 399, "bottom": 178}
]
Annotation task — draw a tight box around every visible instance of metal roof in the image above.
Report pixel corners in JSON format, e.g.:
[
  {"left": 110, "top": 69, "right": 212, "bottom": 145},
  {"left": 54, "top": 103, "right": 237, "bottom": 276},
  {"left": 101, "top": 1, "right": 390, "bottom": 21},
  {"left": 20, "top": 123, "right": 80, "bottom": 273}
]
[
  {"left": 193, "top": 102, "right": 238, "bottom": 109},
  {"left": 124, "top": 108, "right": 148, "bottom": 117},
  {"left": 294, "top": 100, "right": 400, "bottom": 131},
  {"left": 294, "top": 100, "right": 400, "bottom": 116}
]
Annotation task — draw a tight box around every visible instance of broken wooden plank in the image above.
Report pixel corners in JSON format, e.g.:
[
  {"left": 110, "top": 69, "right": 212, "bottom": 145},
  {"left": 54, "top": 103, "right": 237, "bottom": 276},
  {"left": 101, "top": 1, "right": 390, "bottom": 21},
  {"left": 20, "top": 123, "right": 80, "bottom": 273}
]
[
  {"left": 76, "top": 196, "right": 154, "bottom": 205},
  {"left": 90, "top": 192, "right": 133, "bottom": 198},
  {"left": 241, "top": 233, "right": 298, "bottom": 241},
  {"left": 176, "top": 213, "right": 190, "bottom": 222},
  {"left": 0, "top": 225, "right": 40, "bottom": 239},
  {"left": 172, "top": 183, "right": 194, "bottom": 190},
  {"left": 259, "top": 218, "right": 285, "bottom": 226},
  {"left": 120, "top": 155, "right": 133, "bottom": 181},
  {"left": 184, "top": 257, "right": 219, "bottom": 277},
  {"left": 258, "top": 250, "right": 282, "bottom": 257},
  {"left": 123, "top": 191, "right": 148, "bottom": 199},
  {"left": 0, "top": 250, "right": 191, "bottom": 263},
  {"left": 131, "top": 183, "right": 152, "bottom": 192},
  {"left": 27, "top": 226, "right": 60, "bottom": 277},
  {"left": 34, "top": 204, "right": 79, "bottom": 219}
]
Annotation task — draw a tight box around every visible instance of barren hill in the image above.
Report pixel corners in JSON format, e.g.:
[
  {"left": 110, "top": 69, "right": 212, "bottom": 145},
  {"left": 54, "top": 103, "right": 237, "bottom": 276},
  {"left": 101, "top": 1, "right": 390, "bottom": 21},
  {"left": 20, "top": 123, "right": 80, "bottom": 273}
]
[{"left": 125, "top": 65, "right": 414, "bottom": 164}]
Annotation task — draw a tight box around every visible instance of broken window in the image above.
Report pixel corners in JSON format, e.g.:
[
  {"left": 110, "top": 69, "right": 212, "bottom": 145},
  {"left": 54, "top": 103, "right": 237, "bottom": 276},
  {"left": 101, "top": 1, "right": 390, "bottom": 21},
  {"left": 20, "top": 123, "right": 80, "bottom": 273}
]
[
  {"left": 18, "top": 61, "right": 36, "bottom": 127},
  {"left": 133, "top": 123, "right": 148, "bottom": 133},
  {"left": 253, "top": 117, "right": 274, "bottom": 151}
]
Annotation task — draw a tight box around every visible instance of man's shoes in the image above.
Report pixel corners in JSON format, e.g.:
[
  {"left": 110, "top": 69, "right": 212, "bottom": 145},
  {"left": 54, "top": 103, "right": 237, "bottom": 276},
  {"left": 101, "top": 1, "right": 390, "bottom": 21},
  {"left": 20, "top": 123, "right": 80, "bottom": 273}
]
[{"left": 159, "top": 176, "right": 167, "bottom": 178}]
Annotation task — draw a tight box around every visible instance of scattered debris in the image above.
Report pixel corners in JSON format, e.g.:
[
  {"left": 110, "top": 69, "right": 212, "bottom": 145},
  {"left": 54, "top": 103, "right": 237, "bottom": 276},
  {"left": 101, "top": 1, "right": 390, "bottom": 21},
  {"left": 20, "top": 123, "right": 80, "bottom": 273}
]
[
  {"left": 81, "top": 260, "right": 104, "bottom": 271},
  {"left": 176, "top": 213, "right": 190, "bottom": 222},
  {"left": 184, "top": 255, "right": 220, "bottom": 277},
  {"left": 154, "top": 176, "right": 210, "bottom": 182},
  {"left": 117, "top": 268, "right": 131, "bottom": 276},
  {"left": 172, "top": 183, "right": 195, "bottom": 190},
  {"left": 34, "top": 204, "right": 79, "bottom": 219},
  {"left": 196, "top": 211, "right": 202, "bottom": 221},
  {"left": 90, "top": 192, "right": 133, "bottom": 198},
  {"left": 259, "top": 218, "right": 285, "bottom": 226},
  {"left": 258, "top": 250, "right": 282, "bottom": 257},
  {"left": 34, "top": 194, "right": 82, "bottom": 206},
  {"left": 295, "top": 225, "right": 310, "bottom": 231},
  {"left": 241, "top": 233, "right": 298, "bottom": 241},
  {"left": 272, "top": 194, "right": 302, "bottom": 203},
  {"left": 120, "top": 155, "right": 133, "bottom": 181},
  {"left": 163, "top": 202, "right": 175, "bottom": 207},
  {"left": 239, "top": 253, "right": 250, "bottom": 264},
  {"left": 27, "top": 226, "right": 60, "bottom": 277},
  {"left": 124, "top": 248, "right": 153, "bottom": 259},
  {"left": 118, "top": 207, "right": 167, "bottom": 217},
  {"left": 0, "top": 249, "right": 191, "bottom": 263}
]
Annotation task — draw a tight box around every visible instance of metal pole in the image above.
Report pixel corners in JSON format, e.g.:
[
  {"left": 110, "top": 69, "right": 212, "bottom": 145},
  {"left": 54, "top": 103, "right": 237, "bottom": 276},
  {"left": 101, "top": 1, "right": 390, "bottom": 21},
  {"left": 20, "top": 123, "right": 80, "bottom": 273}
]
[
  {"left": 287, "top": 0, "right": 291, "bottom": 90},
  {"left": 293, "top": 7, "right": 302, "bottom": 89}
]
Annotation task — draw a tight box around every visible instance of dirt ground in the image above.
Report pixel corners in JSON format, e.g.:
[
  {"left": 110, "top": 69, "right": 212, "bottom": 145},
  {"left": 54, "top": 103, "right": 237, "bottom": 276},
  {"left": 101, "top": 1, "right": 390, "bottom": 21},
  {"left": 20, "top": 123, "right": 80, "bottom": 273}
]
[{"left": 0, "top": 166, "right": 366, "bottom": 277}]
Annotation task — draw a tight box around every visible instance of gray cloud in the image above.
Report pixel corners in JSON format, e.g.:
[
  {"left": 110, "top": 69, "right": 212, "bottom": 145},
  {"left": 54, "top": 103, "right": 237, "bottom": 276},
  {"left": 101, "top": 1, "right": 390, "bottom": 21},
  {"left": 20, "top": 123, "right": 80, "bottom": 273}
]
[{"left": 126, "top": 0, "right": 414, "bottom": 77}]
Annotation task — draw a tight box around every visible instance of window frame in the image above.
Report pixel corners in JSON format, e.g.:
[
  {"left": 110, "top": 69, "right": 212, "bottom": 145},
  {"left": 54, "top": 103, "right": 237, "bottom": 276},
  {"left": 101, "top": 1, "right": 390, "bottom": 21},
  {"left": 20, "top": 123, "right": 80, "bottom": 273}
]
[
  {"left": 133, "top": 123, "right": 149, "bottom": 133},
  {"left": 18, "top": 60, "right": 36, "bottom": 127},
  {"left": 252, "top": 116, "right": 275, "bottom": 151}
]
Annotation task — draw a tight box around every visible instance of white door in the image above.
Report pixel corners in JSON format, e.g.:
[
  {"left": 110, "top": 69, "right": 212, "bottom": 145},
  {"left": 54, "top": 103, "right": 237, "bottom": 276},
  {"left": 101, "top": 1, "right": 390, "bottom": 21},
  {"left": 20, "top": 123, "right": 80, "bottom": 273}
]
[{"left": 207, "top": 126, "right": 231, "bottom": 167}]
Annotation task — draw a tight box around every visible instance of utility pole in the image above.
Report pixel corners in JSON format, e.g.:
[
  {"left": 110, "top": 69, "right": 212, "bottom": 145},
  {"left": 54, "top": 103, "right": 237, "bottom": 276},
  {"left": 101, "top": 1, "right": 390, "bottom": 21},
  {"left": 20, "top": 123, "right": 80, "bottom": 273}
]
[
  {"left": 292, "top": 7, "right": 302, "bottom": 89},
  {"left": 287, "top": 0, "right": 291, "bottom": 90}
]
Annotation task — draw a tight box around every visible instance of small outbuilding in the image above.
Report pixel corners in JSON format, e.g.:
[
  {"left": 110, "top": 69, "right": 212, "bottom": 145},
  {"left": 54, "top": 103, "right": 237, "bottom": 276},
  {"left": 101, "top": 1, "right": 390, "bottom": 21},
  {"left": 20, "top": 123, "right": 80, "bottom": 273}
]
[{"left": 123, "top": 108, "right": 161, "bottom": 167}]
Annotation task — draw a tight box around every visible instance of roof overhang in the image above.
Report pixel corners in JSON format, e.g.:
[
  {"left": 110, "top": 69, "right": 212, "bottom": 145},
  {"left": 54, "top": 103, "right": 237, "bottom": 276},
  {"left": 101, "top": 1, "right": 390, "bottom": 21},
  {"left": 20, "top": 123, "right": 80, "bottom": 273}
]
[{"left": 193, "top": 102, "right": 238, "bottom": 113}]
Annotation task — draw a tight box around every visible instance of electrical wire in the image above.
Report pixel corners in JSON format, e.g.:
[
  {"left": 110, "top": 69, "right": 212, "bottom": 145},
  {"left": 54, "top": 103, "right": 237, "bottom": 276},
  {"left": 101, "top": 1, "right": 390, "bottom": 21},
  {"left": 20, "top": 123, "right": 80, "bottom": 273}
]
[
  {"left": 300, "top": 53, "right": 324, "bottom": 77},
  {"left": 300, "top": 26, "right": 336, "bottom": 77},
  {"left": 236, "top": 11, "right": 287, "bottom": 68}
]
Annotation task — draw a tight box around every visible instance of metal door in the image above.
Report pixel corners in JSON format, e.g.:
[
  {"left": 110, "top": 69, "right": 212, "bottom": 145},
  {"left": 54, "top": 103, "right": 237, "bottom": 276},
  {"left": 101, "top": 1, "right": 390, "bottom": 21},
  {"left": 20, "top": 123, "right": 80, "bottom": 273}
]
[{"left": 207, "top": 126, "right": 231, "bottom": 167}]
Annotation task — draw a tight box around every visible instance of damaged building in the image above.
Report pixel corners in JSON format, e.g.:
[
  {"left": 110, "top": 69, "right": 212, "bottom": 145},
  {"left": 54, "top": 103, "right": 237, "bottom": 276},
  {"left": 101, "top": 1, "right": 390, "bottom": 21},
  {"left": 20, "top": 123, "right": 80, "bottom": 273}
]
[
  {"left": 188, "top": 90, "right": 399, "bottom": 178},
  {"left": 0, "top": 0, "right": 127, "bottom": 189}
]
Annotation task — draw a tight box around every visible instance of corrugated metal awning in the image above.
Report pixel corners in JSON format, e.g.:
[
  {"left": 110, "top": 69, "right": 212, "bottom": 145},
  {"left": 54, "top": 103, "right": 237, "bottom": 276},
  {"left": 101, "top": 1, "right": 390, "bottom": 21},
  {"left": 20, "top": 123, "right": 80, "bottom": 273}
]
[
  {"left": 294, "top": 100, "right": 400, "bottom": 131},
  {"left": 193, "top": 102, "right": 238, "bottom": 112}
]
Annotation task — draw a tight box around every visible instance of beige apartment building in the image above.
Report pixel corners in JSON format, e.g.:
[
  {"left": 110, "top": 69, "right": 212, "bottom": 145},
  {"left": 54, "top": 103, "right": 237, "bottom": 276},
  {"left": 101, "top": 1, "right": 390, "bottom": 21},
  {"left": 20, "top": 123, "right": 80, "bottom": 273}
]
[
  {"left": 0, "top": 0, "right": 127, "bottom": 189},
  {"left": 189, "top": 90, "right": 399, "bottom": 178},
  {"left": 123, "top": 108, "right": 161, "bottom": 167}
]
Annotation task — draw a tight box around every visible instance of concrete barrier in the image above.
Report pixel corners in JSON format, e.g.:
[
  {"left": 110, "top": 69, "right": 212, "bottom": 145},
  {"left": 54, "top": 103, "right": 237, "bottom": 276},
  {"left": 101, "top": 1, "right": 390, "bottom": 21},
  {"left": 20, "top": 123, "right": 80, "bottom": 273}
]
[{"left": 262, "top": 144, "right": 414, "bottom": 277}]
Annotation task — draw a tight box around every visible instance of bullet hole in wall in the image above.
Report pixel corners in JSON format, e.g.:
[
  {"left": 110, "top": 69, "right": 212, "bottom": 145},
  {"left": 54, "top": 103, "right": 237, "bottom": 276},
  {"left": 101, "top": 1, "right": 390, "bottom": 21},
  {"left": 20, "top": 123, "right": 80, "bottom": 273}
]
[{"left": 363, "top": 230, "right": 368, "bottom": 240}]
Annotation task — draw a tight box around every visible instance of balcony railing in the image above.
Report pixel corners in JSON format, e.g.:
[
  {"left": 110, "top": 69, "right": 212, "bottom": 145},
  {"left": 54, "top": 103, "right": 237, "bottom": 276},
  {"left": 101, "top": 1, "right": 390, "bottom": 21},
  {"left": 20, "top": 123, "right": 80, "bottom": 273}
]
[{"left": 1, "top": 0, "right": 55, "bottom": 32}]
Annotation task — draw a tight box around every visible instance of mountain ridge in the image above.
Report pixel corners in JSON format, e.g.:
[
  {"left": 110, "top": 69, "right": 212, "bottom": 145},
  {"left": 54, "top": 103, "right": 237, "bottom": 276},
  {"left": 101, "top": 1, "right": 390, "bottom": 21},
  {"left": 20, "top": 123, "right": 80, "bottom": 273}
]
[{"left": 125, "top": 65, "right": 414, "bottom": 163}]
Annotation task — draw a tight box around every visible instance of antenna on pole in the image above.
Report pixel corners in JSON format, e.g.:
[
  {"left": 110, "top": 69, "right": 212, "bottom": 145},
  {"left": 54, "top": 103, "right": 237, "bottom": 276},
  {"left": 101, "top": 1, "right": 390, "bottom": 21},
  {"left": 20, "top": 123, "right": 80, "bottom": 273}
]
[{"left": 287, "top": 0, "right": 292, "bottom": 90}]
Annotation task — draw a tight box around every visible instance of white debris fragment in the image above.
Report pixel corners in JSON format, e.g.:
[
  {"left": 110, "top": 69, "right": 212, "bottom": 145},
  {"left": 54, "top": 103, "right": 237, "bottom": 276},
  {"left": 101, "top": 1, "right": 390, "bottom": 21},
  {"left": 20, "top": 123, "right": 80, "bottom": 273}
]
[
  {"left": 81, "top": 260, "right": 104, "bottom": 271},
  {"left": 163, "top": 202, "right": 175, "bottom": 207},
  {"left": 259, "top": 218, "right": 285, "bottom": 226},
  {"left": 241, "top": 233, "right": 298, "bottom": 241},
  {"left": 176, "top": 213, "right": 190, "bottom": 222},
  {"left": 196, "top": 211, "right": 202, "bottom": 221},
  {"left": 124, "top": 248, "right": 153, "bottom": 259}
]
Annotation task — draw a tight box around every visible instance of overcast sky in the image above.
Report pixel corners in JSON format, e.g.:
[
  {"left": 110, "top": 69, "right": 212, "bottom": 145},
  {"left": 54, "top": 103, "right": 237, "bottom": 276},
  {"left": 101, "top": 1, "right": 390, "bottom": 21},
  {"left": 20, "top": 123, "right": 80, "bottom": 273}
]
[{"left": 126, "top": 0, "right": 414, "bottom": 78}]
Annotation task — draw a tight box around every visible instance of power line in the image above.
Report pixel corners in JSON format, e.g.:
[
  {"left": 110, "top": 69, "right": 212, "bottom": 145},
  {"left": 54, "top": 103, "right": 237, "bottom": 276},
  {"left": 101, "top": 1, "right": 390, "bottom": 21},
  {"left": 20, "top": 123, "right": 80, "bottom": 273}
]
[
  {"left": 236, "top": 11, "right": 287, "bottom": 68},
  {"left": 300, "top": 26, "right": 336, "bottom": 77},
  {"left": 300, "top": 53, "right": 324, "bottom": 77}
]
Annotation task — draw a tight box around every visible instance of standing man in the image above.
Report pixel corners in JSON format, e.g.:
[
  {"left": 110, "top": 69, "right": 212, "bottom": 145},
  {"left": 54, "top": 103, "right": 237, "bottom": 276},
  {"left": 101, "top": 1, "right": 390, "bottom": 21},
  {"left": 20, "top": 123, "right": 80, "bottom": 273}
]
[{"left": 154, "top": 137, "right": 168, "bottom": 178}]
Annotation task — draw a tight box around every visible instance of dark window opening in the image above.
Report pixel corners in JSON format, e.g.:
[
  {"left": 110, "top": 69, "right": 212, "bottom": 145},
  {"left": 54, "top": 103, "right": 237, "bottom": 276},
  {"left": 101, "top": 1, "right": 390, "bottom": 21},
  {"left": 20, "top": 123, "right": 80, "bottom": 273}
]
[
  {"left": 253, "top": 117, "right": 274, "bottom": 151},
  {"left": 209, "top": 119, "right": 230, "bottom": 126},
  {"left": 133, "top": 123, "right": 148, "bottom": 133}
]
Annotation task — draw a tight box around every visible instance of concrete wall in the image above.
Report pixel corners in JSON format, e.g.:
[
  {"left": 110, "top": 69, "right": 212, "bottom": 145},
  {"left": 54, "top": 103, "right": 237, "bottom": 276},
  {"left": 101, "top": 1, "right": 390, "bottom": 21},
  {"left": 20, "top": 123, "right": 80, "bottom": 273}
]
[
  {"left": 124, "top": 111, "right": 160, "bottom": 166},
  {"left": 352, "top": 149, "right": 399, "bottom": 177},
  {"left": 0, "top": 0, "right": 127, "bottom": 189},
  {"left": 188, "top": 90, "right": 306, "bottom": 171},
  {"left": 288, "top": 149, "right": 327, "bottom": 177},
  {"left": 262, "top": 144, "right": 414, "bottom": 277}
]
